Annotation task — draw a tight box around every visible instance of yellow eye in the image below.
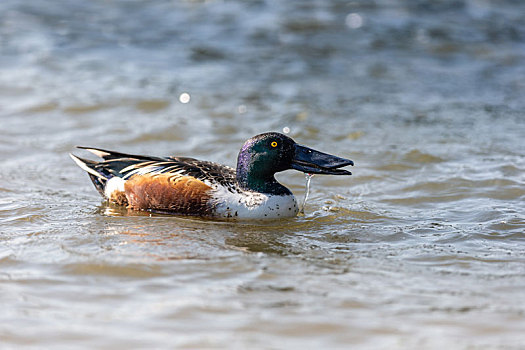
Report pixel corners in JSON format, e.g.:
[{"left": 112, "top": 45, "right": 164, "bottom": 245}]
[{"left": 271, "top": 141, "right": 278, "bottom": 148}]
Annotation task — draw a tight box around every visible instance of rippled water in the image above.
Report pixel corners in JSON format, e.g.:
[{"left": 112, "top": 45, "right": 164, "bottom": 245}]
[{"left": 1, "top": 0, "right": 525, "bottom": 348}]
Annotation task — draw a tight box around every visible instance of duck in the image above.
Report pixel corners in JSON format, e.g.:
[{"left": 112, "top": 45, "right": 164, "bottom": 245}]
[{"left": 70, "top": 132, "right": 353, "bottom": 219}]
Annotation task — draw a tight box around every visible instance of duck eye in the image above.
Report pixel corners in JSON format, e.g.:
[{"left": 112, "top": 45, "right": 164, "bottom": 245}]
[{"left": 270, "top": 141, "right": 278, "bottom": 148}]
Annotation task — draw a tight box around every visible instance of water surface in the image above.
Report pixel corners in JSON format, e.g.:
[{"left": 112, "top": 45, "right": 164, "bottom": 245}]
[{"left": 1, "top": 0, "right": 524, "bottom": 348}]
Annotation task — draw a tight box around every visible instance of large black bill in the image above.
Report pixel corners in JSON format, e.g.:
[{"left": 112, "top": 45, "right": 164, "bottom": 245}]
[{"left": 291, "top": 144, "right": 354, "bottom": 175}]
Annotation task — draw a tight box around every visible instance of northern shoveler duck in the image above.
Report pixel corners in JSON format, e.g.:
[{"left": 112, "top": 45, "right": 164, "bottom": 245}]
[{"left": 70, "top": 132, "right": 353, "bottom": 219}]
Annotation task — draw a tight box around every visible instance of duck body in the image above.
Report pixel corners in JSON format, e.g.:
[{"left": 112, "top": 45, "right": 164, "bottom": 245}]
[{"left": 71, "top": 132, "right": 353, "bottom": 220}]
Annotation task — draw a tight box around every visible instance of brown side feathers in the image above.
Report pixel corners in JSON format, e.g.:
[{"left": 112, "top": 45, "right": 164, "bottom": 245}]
[{"left": 109, "top": 174, "right": 213, "bottom": 215}]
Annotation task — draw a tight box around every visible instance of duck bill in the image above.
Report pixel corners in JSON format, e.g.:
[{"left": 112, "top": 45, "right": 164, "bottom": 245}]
[{"left": 291, "top": 144, "right": 354, "bottom": 175}]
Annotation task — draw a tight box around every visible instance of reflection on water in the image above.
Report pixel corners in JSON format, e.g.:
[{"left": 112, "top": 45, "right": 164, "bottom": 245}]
[{"left": 1, "top": 0, "right": 525, "bottom": 348}]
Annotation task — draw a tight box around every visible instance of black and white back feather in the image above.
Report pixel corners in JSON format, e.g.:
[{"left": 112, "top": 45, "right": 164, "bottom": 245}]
[{"left": 72, "top": 147, "right": 240, "bottom": 193}]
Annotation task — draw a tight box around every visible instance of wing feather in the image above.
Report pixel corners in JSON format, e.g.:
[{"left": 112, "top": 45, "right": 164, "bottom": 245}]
[{"left": 74, "top": 146, "right": 238, "bottom": 191}]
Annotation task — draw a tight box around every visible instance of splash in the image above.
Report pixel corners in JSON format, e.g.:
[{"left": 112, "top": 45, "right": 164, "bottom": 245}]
[{"left": 299, "top": 173, "right": 314, "bottom": 214}]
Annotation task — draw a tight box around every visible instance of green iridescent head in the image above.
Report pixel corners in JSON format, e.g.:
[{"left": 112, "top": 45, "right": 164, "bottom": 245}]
[{"left": 236, "top": 132, "right": 353, "bottom": 195}]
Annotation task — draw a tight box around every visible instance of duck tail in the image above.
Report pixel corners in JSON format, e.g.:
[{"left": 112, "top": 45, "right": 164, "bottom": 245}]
[{"left": 69, "top": 153, "right": 109, "bottom": 196}]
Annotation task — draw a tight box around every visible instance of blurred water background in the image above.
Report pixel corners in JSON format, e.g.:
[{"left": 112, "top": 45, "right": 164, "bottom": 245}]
[{"left": 1, "top": 0, "right": 524, "bottom": 348}]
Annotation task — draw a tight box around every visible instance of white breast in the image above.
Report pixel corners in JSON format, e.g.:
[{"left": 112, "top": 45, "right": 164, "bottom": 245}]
[{"left": 210, "top": 186, "right": 299, "bottom": 219}]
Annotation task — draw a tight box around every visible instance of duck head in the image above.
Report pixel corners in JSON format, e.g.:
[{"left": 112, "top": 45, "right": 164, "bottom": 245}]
[{"left": 236, "top": 132, "right": 353, "bottom": 194}]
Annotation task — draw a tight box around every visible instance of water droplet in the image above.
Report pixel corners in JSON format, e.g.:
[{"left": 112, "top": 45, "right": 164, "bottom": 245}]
[
  {"left": 345, "top": 13, "right": 363, "bottom": 29},
  {"left": 300, "top": 173, "right": 314, "bottom": 214},
  {"left": 238, "top": 104, "right": 247, "bottom": 114},
  {"left": 282, "top": 126, "right": 290, "bottom": 134},
  {"left": 179, "top": 92, "right": 191, "bottom": 104}
]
